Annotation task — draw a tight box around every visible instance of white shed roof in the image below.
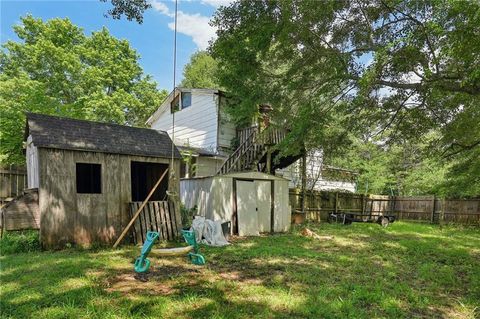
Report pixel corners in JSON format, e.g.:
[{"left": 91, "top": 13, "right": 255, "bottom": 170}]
[{"left": 181, "top": 171, "right": 290, "bottom": 182}]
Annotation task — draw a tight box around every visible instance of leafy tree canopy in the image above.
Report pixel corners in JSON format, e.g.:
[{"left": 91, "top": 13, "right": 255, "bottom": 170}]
[
  {"left": 211, "top": 0, "right": 480, "bottom": 196},
  {"left": 0, "top": 15, "right": 167, "bottom": 164},
  {"left": 328, "top": 131, "right": 448, "bottom": 195},
  {"left": 180, "top": 51, "right": 220, "bottom": 89},
  {"left": 101, "top": 0, "right": 151, "bottom": 24}
]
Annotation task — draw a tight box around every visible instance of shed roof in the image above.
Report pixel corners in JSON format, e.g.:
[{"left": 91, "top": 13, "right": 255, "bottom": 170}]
[
  {"left": 25, "top": 113, "right": 181, "bottom": 159},
  {"left": 181, "top": 171, "right": 290, "bottom": 182}
]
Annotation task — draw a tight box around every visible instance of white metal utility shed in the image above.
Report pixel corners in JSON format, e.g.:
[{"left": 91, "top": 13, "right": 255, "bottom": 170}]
[{"left": 180, "top": 171, "right": 291, "bottom": 236}]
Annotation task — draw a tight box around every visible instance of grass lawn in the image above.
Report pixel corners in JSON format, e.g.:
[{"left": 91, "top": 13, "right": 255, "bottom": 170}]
[{"left": 1, "top": 222, "right": 479, "bottom": 318}]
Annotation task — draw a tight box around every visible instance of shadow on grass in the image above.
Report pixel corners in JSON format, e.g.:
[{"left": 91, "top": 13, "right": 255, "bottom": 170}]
[{"left": 0, "top": 222, "right": 478, "bottom": 318}]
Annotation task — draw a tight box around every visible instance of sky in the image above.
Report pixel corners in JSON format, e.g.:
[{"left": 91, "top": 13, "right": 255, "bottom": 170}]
[{"left": 0, "top": 0, "right": 232, "bottom": 90}]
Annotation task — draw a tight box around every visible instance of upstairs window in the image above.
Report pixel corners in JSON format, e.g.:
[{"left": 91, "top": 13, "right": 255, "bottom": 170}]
[
  {"left": 76, "top": 163, "right": 101, "bottom": 194},
  {"left": 170, "top": 94, "right": 180, "bottom": 113},
  {"left": 181, "top": 92, "right": 192, "bottom": 109}
]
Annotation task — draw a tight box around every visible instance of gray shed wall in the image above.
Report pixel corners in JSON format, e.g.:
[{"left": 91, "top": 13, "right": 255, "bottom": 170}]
[{"left": 38, "top": 147, "right": 180, "bottom": 248}]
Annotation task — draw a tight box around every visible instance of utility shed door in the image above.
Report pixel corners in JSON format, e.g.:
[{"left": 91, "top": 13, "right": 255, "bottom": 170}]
[
  {"left": 255, "top": 180, "right": 271, "bottom": 233},
  {"left": 236, "top": 180, "right": 259, "bottom": 236}
]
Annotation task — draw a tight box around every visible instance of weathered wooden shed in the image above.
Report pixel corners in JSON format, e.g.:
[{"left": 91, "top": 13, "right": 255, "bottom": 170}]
[
  {"left": 181, "top": 171, "right": 291, "bottom": 236},
  {"left": 25, "top": 113, "right": 182, "bottom": 248}
]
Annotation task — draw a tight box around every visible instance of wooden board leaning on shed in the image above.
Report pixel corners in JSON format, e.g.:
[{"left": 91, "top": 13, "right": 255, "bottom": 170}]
[{"left": 113, "top": 169, "right": 169, "bottom": 248}]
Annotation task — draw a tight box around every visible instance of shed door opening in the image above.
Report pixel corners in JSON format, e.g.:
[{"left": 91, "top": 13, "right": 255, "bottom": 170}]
[
  {"left": 255, "top": 180, "right": 272, "bottom": 233},
  {"left": 236, "top": 180, "right": 259, "bottom": 236},
  {"left": 131, "top": 162, "right": 169, "bottom": 201},
  {"left": 235, "top": 179, "right": 274, "bottom": 236}
]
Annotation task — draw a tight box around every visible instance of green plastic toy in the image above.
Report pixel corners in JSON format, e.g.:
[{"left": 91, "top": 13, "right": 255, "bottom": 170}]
[
  {"left": 133, "top": 230, "right": 205, "bottom": 273},
  {"left": 181, "top": 229, "right": 206, "bottom": 265},
  {"left": 134, "top": 231, "right": 159, "bottom": 273}
]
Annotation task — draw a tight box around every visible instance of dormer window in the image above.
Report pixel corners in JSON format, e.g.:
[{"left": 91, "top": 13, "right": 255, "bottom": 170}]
[
  {"left": 181, "top": 92, "right": 191, "bottom": 109},
  {"left": 170, "top": 94, "right": 180, "bottom": 113},
  {"left": 170, "top": 92, "right": 191, "bottom": 113}
]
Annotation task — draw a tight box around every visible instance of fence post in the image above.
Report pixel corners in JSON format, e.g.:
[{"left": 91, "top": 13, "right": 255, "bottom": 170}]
[
  {"left": 431, "top": 195, "right": 436, "bottom": 223},
  {"left": 390, "top": 195, "right": 394, "bottom": 216},
  {"left": 300, "top": 155, "right": 307, "bottom": 215},
  {"left": 361, "top": 194, "right": 365, "bottom": 215},
  {"left": 334, "top": 192, "right": 338, "bottom": 214},
  {"left": 441, "top": 198, "right": 446, "bottom": 224}
]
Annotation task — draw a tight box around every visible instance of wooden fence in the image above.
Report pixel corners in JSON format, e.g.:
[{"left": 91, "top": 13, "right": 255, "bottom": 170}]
[
  {"left": 128, "top": 200, "right": 182, "bottom": 244},
  {"left": 0, "top": 166, "right": 27, "bottom": 205},
  {"left": 290, "top": 189, "right": 480, "bottom": 225}
]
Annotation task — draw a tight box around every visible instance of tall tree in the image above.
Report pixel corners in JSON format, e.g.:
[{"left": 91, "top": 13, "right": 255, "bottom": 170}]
[
  {"left": 180, "top": 51, "right": 220, "bottom": 89},
  {"left": 211, "top": 0, "right": 480, "bottom": 196},
  {"left": 0, "top": 15, "right": 167, "bottom": 164},
  {"left": 101, "top": 0, "right": 151, "bottom": 23}
]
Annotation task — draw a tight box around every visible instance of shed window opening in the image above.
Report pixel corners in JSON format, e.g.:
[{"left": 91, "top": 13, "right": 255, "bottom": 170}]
[
  {"left": 181, "top": 92, "right": 192, "bottom": 109},
  {"left": 76, "top": 163, "right": 101, "bottom": 194}
]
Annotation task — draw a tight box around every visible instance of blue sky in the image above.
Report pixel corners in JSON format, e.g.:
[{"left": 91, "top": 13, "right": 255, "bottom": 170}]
[{"left": 0, "top": 0, "right": 230, "bottom": 90}]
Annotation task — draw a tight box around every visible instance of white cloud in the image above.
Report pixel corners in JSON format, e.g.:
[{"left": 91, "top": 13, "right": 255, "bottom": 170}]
[
  {"left": 168, "top": 12, "right": 216, "bottom": 50},
  {"left": 150, "top": 0, "right": 217, "bottom": 50},
  {"left": 201, "top": 0, "right": 235, "bottom": 7},
  {"left": 150, "top": 0, "right": 170, "bottom": 15}
]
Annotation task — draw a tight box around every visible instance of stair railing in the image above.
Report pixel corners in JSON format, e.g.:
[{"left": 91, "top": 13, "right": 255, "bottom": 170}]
[
  {"left": 217, "top": 126, "right": 288, "bottom": 175},
  {"left": 217, "top": 127, "right": 261, "bottom": 175}
]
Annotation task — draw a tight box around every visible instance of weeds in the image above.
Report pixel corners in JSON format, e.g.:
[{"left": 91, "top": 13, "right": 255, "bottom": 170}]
[{"left": 0, "top": 230, "right": 40, "bottom": 255}]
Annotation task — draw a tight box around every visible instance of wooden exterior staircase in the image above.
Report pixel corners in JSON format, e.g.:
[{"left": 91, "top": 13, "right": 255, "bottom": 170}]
[{"left": 217, "top": 125, "right": 302, "bottom": 175}]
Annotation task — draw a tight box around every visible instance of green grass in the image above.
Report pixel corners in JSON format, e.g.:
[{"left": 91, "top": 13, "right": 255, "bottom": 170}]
[
  {"left": 0, "top": 230, "right": 40, "bottom": 255},
  {"left": 1, "top": 222, "right": 479, "bottom": 318}
]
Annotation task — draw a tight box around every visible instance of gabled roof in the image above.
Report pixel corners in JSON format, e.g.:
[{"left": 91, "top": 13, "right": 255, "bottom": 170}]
[{"left": 25, "top": 113, "right": 181, "bottom": 159}]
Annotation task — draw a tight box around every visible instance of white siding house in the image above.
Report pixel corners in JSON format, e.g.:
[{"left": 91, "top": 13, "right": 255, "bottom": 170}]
[
  {"left": 147, "top": 87, "right": 356, "bottom": 191},
  {"left": 276, "top": 150, "right": 357, "bottom": 192},
  {"left": 147, "top": 88, "right": 235, "bottom": 178},
  {"left": 147, "top": 88, "right": 235, "bottom": 155}
]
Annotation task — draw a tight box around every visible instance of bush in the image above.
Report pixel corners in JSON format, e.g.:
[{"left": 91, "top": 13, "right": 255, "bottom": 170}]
[
  {"left": 180, "top": 205, "right": 197, "bottom": 228},
  {"left": 0, "top": 230, "right": 40, "bottom": 255}
]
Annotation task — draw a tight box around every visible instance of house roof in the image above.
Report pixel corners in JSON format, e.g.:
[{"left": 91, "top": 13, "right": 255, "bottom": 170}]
[
  {"left": 176, "top": 145, "right": 220, "bottom": 157},
  {"left": 25, "top": 113, "right": 182, "bottom": 159},
  {"left": 322, "top": 165, "right": 359, "bottom": 175}
]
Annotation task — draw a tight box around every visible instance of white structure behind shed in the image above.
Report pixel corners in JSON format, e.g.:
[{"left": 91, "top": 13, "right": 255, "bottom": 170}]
[{"left": 181, "top": 172, "right": 290, "bottom": 236}]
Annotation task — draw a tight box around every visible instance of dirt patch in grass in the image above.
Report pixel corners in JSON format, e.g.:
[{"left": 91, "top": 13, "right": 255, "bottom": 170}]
[
  {"left": 207, "top": 259, "right": 287, "bottom": 286},
  {"left": 105, "top": 272, "right": 178, "bottom": 295},
  {"left": 104, "top": 258, "right": 205, "bottom": 296}
]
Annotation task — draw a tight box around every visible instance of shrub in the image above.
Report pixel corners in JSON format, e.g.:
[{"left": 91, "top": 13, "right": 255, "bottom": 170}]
[
  {"left": 0, "top": 230, "right": 40, "bottom": 255},
  {"left": 180, "top": 205, "right": 197, "bottom": 228}
]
